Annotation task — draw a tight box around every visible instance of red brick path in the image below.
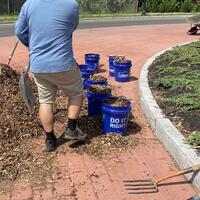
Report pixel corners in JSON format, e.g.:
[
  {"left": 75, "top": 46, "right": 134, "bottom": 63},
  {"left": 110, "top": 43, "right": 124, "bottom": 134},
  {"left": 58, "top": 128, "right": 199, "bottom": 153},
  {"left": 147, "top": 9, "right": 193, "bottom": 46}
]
[{"left": 0, "top": 24, "right": 198, "bottom": 200}]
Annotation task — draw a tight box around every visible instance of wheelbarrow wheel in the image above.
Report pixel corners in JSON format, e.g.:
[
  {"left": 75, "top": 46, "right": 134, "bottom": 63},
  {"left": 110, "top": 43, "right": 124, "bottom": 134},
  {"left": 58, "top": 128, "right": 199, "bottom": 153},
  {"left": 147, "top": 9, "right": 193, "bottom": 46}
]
[{"left": 187, "top": 26, "right": 198, "bottom": 35}]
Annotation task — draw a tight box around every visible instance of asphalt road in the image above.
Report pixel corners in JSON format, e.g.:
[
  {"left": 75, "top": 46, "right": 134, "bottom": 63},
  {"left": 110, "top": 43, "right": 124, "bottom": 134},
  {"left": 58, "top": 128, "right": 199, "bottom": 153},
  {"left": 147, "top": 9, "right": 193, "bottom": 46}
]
[{"left": 0, "top": 16, "right": 189, "bottom": 37}]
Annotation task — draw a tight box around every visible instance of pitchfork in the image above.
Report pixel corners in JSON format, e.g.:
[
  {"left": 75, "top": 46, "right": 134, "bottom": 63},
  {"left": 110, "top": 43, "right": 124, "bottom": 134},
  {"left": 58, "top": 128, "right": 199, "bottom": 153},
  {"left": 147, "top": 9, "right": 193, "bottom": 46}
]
[{"left": 124, "top": 164, "right": 200, "bottom": 194}]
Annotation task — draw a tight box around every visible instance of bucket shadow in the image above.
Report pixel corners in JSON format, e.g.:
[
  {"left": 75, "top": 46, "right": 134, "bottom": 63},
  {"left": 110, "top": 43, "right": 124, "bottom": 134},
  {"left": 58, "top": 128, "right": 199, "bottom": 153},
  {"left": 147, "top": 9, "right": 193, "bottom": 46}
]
[
  {"left": 98, "top": 68, "right": 107, "bottom": 73},
  {"left": 129, "top": 76, "right": 138, "bottom": 82},
  {"left": 127, "top": 120, "right": 141, "bottom": 135},
  {"left": 66, "top": 114, "right": 141, "bottom": 149},
  {"left": 99, "top": 64, "right": 105, "bottom": 68},
  {"left": 68, "top": 115, "right": 103, "bottom": 149}
]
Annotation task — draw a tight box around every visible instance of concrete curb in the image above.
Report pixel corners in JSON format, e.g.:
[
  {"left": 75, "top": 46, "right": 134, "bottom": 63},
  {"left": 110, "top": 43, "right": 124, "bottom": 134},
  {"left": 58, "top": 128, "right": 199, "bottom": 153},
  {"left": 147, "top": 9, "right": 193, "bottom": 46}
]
[{"left": 139, "top": 43, "right": 200, "bottom": 192}]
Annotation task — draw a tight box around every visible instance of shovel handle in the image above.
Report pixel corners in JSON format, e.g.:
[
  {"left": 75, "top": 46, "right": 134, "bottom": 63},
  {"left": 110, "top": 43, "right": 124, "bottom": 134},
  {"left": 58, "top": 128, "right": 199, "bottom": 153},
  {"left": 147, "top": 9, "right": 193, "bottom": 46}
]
[
  {"left": 155, "top": 164, "right": 200, "bottom": 185},
  {"left": 8, "top": 39, "right": 19, "bottom": 65}
]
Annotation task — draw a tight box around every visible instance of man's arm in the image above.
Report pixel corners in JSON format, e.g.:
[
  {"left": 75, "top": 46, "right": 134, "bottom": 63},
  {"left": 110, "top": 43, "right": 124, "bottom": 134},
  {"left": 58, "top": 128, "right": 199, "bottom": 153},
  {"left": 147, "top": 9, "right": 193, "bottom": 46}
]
[
  {"left": 15, "top": 2, "right": 29, "bottom": 47},
  {"left": 72, "top": 4, "right": 80, "bottom": 31}
]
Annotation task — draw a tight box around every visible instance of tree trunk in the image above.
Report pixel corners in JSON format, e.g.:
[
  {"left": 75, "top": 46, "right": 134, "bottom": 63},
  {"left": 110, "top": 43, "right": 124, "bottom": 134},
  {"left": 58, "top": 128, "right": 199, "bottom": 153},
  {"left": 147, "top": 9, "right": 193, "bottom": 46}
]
[{"left": 132, "top": 0, "right": 139, "bottom": 12}]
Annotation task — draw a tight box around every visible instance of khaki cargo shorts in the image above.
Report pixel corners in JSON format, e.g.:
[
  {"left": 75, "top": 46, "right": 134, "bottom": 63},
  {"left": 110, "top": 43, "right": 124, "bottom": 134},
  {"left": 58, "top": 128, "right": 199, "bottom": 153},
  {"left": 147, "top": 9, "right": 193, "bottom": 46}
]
[{"left": 32, "top": 65, "right": 83, "bottom": 104}]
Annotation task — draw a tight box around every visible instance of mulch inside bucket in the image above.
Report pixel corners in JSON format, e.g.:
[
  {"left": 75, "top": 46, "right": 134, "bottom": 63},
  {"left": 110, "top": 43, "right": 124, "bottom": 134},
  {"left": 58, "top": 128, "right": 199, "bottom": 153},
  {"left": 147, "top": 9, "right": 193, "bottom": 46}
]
[
  {"left": 114, "top": 57, "right": 130, "bottom": 64},
  {"left": 88, "top": 75, "right": 107, "bottom": 82},
  {"left": 88, "top": 85, "right": 111, "bottom": 94},
  {"left": 105, "top": 97, "right": 129, "bottom": 107},
  {"left": 110, "top": 56, "right": 125, "bottom": 61}
]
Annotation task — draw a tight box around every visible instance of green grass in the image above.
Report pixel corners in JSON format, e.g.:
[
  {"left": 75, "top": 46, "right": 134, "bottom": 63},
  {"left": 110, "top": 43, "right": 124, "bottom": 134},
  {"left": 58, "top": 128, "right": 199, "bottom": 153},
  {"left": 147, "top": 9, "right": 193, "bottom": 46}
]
[
  {"left": 0, "top": 12, "right": 196, "bottom": 22},
  {"left": 0, "top": 15, "right": 18, "bottom": 22}
]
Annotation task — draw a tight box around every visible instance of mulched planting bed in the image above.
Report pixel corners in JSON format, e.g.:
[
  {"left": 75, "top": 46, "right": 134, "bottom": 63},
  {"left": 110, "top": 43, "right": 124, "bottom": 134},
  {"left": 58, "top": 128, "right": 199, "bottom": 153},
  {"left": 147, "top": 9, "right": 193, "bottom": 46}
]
[
  {"left": 0, "top": 64, "right": 140, "bottom": 191},
  {"left": 148, "top": 41, "right": 200, "bottom": 152}
]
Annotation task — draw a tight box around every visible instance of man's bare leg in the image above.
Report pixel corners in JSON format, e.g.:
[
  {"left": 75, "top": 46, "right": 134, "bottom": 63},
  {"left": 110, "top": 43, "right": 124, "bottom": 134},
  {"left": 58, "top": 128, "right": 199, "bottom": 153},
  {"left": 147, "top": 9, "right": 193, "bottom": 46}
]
[
  {"left": 62, "top": 94, "right": 87, "bottom": 140},
  {"left": 68, "top": 94, "right": 83, "bottom": 119},
  {"left": 39, "top": 103, "right": 56, "bottom": 151},
  {"left": 39, "top": 103, "right": 54, "bottom": 132}
]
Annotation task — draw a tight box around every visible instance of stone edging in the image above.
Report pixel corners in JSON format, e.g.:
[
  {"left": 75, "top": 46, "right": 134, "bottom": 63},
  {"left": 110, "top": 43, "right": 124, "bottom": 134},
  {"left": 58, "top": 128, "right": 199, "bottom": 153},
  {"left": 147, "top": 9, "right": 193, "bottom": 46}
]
[{"left": 139, "top": 42, "right": 200, "bottom": 192}]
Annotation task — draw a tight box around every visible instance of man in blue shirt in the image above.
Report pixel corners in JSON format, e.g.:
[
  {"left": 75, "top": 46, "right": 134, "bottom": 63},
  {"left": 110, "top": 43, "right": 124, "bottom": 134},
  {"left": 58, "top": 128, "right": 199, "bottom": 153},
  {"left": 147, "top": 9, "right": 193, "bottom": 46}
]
[{"left": 16, "top": 0, "right": 87, "bottom": 152}]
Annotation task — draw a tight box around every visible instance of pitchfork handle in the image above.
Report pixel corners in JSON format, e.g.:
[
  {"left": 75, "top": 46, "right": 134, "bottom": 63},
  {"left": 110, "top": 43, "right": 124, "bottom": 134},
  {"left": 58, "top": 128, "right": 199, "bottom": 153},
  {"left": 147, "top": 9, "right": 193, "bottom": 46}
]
[{"left": 155, "top": 164, "right": 200, "bottom": 185}]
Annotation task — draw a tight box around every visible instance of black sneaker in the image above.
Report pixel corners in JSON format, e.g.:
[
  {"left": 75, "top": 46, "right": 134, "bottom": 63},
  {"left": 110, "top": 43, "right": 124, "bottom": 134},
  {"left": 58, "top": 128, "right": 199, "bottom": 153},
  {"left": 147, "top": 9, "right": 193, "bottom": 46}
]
[
  {"left": 61, "top": 127, "right": 87, "bottom": 141},
  {"left": 45, "top": 138, "right": 57, "bottom": 152}
]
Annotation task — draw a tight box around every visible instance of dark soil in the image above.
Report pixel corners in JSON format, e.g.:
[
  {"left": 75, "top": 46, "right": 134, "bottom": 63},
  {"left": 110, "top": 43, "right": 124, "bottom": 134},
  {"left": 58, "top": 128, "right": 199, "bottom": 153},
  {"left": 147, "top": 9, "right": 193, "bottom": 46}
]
[
  {"left": 88, "top": 85, "right": 111, "bottom": 94},
  {"left": 105, "top": 97, "right": 129, "bottom": 107},
  {"left": 148, "top": 42, "right": 200, "bottom": 151},
  {"left": 0, "top": 64, "right": 140, "bottom": 187},
  {"left": 88, "top": 75, "right": 107, "bottom": 82}
]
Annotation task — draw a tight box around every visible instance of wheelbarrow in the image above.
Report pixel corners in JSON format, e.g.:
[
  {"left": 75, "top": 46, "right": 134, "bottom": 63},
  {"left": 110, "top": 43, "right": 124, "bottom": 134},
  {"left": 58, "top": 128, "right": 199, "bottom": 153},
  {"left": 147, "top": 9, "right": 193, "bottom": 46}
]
[{"left": 186, "top": 14, "right": 200, "bottom": 35}]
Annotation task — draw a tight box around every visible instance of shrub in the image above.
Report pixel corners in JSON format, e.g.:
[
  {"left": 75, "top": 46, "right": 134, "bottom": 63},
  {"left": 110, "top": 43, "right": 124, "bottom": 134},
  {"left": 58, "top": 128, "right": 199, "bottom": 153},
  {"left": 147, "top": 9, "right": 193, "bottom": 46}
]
[
  {"left": 180, "top": 0, "right": 194, "bottom": 12},
  {"left": 159, "top": 0, "right": 180, "bottom": 12},
  {"left": 186, "top": 131, "right": 200, "bottom": 150}
]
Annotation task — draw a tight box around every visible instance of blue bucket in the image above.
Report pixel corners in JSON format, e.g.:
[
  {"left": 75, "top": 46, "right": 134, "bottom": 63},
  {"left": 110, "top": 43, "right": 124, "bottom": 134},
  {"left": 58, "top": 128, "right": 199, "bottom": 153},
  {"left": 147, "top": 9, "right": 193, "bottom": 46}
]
[
  {"left": 102, "top": 97, "right": 131, "bottom": 135},
  {"left": 87, "top": 90, "right": 112, "bottom": 117},
  {"left": 85, "top": 77, "right": 108, "bottom": 89},
  {"left": 85, "top": 54, "right": 100, "bottom": 73},
  {"left": 114, "top": 60, "right": 132, "bottom": 82},
  {"left": 109, "top": 56, "right": 125, "bottom": 77},
  {"left": 79, "top": 64, "right": 96, "bottom": 89}
]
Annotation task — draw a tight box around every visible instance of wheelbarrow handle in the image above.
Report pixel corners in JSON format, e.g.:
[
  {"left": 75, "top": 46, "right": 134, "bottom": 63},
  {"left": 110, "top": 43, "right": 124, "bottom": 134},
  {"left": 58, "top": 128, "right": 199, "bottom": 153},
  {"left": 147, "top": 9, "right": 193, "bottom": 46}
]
[
  {"left": 192, "top": 164, "right": 200, "bottom": 172},
  {"left": 155, "top": 164, "right": 200, "bottom": 185}
]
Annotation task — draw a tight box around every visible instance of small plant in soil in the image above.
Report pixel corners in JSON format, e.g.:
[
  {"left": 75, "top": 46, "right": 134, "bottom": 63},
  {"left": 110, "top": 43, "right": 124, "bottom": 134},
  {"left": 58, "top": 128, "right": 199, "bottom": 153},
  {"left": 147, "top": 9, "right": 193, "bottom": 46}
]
[
  {"left": 185, "top": 131, "right": 200, "bottom": 151},
  {"left": 88, "top": 85, "right": 111, "bottom": 94},
  {"left": 105, "top": 97, "right": 129, "bottom": 107},
  {"left": 88, "top": 75, "right": 107, "bottom": 82}
]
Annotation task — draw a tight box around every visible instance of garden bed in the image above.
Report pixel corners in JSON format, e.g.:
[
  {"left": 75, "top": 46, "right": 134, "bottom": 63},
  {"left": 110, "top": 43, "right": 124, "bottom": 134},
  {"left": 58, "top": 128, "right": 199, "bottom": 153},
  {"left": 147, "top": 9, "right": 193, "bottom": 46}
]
[{"left": 148, "top": 41, "right": 200, "bottom": 152}]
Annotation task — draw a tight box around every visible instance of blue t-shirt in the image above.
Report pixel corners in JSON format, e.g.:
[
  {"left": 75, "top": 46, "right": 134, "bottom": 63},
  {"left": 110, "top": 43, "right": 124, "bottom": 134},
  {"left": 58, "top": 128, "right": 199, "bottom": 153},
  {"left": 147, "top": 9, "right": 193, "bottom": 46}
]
[{"left": 15, "top": 0, "right": 79, "bottom": 73}]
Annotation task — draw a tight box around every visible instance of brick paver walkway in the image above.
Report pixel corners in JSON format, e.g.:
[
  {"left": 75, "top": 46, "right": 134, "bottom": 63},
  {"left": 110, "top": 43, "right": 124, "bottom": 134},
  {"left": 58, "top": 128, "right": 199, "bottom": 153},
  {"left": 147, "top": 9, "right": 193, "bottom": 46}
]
[{"left": 0, "top": 24, "right": 198, "bottom": 200}]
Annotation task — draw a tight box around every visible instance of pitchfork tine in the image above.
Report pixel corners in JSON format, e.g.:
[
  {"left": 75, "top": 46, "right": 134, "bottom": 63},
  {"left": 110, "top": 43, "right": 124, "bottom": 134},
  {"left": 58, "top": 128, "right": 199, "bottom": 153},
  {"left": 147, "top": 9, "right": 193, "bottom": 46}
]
[
  {"left": 123, "top": 164, "right": 200, "bottom": 194},
  {"left": 124, "top": 179, "right": 152, "bottom": 183},
  {"left": 124, "top": 183, "right": 154, "bottom": 187}
]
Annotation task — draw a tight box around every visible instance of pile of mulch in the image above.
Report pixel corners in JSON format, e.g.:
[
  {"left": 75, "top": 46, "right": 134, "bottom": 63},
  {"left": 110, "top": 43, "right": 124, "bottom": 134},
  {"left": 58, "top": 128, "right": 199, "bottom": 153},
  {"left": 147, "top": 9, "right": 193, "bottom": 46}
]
[
  {"left": 0, "top": 64, "right": 140, "bottom": 184},
  {"left": 0, "top": 64, "right": 45, "bottom": 181},
  {"left": 71, "top": 133, "right": 139, "bottom": 158}
]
